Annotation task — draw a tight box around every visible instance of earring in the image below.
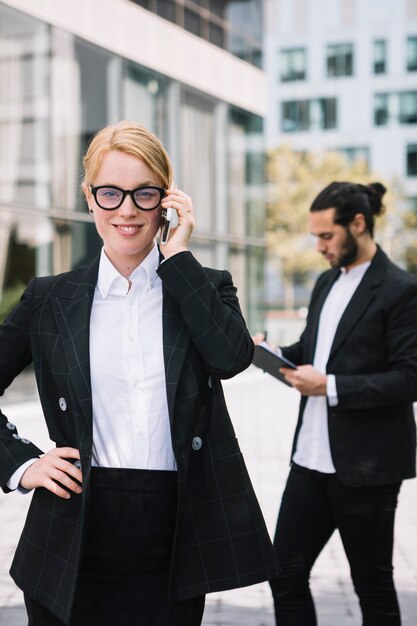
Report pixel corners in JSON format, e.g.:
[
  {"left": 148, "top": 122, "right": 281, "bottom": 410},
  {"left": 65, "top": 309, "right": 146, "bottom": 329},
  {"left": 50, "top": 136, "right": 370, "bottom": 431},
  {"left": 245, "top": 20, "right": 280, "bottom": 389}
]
[{"left": 89, "top": 209, "right": 94, "bottom": 215}]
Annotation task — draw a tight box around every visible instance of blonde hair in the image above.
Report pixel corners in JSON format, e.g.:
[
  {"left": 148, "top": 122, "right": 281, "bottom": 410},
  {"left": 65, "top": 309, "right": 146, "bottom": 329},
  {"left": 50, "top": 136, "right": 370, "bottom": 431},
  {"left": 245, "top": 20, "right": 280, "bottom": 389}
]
[{"left": 82, "top": 120, "right": 173, "bottom": 189}]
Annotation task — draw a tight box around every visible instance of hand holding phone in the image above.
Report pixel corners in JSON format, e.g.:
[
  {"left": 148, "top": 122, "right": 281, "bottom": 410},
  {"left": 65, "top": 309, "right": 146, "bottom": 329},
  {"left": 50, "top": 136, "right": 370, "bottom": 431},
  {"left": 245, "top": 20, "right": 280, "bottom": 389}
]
[{"left": 160, "top": 206, "right": 179, "bottom": 245}]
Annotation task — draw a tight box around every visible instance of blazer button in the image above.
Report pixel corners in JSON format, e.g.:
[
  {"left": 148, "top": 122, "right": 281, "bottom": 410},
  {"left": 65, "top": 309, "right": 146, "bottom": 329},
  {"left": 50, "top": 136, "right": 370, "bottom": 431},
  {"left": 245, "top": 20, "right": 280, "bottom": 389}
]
[
  {"left": 21, "top": 438, "right": 31, "bottom": 445},
  {"left": 73, "top": 460, "right": 82, "bottom": 471},
  {"left": 6, "top": 422, "right": 16, "bottom": 430},
  {"left": 59, "top": 397, "right": 67, "bottom": 411},
  {"left": 192, "top": 436, "right": 203, "bottom": 451},
  {"left": 12, "top": 433, "right": 21, "bottom": 440},
  {"left": 208, "top": 376, "right": 213, "bottom": 388}
]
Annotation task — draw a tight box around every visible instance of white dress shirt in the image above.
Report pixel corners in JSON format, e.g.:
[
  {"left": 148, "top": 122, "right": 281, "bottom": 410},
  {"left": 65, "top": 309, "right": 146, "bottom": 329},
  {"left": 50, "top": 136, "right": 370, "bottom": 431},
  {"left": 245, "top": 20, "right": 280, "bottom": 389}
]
[
  {"left": 89, "top": 245, "right": 176, "bottom": 470},
  {"left": 293, "top": 261, "right": 370, "bottom": 473}
]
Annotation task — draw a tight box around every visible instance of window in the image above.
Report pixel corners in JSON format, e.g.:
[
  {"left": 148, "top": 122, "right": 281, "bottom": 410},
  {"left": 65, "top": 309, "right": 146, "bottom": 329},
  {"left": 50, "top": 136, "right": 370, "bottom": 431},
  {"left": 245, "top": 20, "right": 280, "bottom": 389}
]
[
  {"left": 374, "top": 94, "right": 389, "bottom": 126},
  {"left": 399, "top": 91, "right": 417, "bottom": 123},
  {"left": 184, "top": 7, "right": 201, "bottom": 36},
  {"left": 281, "top": 98, "right": 337, "bottom": 132},
  {"left": 407, "top": 145, "right": 417, "bottom": 176},
  {"left": 337, "top": 147, "right": 369, "bottom": 166},
  {"left": 180, "top": 90, "right": 215, "bottom": 231},
  {"left": 407, "top": 36, "right": 417, "bottom": 71},
  {"left": 374, "top": 92, "right": 417, "bottom": 125},
  {"left": 280, "top": 48, "right": 306, "bottom": 81},
  {"left": 326, "top": 43, "right": 353, "bottom": 77},
  {"left": 373, "top": 39, "right": 387, "bottom": 74},
  {"left": 281, "top": 100, "right": 310, "bottom": 132},
  {"left": 317, "top": 98, "right": 337, "bottom": 129},
  {"left": 156, "top": 0, "right": 176, "bottom": 21}
]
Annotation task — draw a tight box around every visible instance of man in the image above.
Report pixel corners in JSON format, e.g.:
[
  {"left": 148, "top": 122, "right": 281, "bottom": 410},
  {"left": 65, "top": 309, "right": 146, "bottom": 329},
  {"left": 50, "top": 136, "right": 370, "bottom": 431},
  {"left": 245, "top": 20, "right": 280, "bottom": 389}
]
[{"left": 263, "top": 181, "right": 417, "bottom": 626}]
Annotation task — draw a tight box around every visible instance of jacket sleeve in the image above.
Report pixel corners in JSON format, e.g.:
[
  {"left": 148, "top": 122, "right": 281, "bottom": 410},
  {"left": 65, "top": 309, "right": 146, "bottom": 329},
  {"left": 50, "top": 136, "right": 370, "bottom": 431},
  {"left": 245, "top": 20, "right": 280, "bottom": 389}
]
[
  {"left": 0, "top": 279, "right": 44, "bottom": 492},
  {"left": 281, "top": 331, "right": 305, "bottom": 365},
  {"left": 157, "top": 251, "right": 254, "bottom": 378},
  {"left": 335, "top": 280, "right": 417, "bottom": 409}
]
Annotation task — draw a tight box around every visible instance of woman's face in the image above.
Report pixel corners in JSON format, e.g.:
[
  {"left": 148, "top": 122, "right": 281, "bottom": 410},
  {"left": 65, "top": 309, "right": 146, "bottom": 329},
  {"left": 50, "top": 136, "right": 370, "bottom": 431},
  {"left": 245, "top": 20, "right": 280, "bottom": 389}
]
[{"left": 85, "top": 150, "right": 163, "bottom": 275}]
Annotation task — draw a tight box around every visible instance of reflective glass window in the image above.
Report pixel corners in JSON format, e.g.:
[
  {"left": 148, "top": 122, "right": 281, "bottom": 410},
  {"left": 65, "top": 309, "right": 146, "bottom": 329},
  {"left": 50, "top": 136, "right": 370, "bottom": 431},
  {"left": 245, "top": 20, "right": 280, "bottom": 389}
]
[
  {"left": 407, "top": 145, "right": 417, "bottom": 176},
  {"left": 326, "top": 43, "right": 354, "bottom": 77},
  {"left": 181, "top": 90, "right": 215, "bottom": 231},
  {"left": 407, "top": 36, "right": 417, "bottom": 71},
  {"left": 399, "top": 91, "right": 417, "bottom": 123},
  {"left": 229, "top": 108, "right": 264, "bottom": 238},
  {"left": 124, "top": 63, "right": 169, "bottom": 140},
  {"left": 280, "top": 48, "right": 306, "bottom": 82},
  {"left": 0, "top": 5, "right": 50, "bottom": 209},
  {"left": 373, "top": 39, "right": 387, "bottom": 74},
  {"left": 374, "top": 94, "right": 389, "bottom": 126}
]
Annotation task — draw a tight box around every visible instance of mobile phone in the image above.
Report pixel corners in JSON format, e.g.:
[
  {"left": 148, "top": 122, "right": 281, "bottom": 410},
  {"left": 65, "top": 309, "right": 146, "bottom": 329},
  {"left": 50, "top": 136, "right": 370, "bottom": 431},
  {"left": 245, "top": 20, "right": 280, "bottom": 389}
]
[{"left": 160, "top": 207, "right": 179, "bottom": 244}]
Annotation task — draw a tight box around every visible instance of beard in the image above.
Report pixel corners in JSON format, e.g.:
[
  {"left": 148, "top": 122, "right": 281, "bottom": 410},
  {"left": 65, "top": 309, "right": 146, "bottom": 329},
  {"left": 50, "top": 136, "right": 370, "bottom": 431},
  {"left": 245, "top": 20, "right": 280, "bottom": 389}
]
[{"left": 333, "top": 228, "right": 359, "bottom": 268}]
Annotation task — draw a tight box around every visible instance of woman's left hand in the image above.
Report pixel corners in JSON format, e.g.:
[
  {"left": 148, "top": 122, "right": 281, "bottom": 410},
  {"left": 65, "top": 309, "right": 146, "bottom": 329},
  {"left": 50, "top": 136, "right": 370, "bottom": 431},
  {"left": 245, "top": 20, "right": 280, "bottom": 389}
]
[{"left": 160, "top": 187, "right": 195, "bottom": 258}]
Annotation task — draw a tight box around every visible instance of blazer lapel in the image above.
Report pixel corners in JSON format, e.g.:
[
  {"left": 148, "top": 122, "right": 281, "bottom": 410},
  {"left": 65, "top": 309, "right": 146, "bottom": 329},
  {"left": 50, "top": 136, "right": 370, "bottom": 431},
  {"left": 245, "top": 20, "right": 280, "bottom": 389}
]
[
  {"left": 51, "top": 259, "right": 99, "bottom": 433},
  {"left": 328, "top": 248, "right": 386, "bottom": 363}
]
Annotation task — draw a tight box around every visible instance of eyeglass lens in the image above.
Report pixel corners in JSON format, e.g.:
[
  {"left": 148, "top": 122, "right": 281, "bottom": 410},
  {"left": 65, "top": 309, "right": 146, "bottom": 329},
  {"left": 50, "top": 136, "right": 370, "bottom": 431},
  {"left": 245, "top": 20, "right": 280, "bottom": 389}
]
[{"left": 94, "top": 186, "right": 162, "bottom": 210}]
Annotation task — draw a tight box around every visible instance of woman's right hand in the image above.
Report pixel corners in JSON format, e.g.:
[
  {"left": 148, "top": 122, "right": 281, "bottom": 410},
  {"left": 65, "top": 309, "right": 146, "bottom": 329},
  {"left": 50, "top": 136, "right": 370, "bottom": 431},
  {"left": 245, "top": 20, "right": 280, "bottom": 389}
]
[{"left": 20, "top": 447, "right": 83, "bottom": 499}]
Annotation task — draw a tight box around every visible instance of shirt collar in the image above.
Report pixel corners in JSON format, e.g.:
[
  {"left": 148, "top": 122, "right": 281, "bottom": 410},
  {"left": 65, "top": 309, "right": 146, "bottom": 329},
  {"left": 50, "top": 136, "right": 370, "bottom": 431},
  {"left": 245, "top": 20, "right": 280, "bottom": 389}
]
[
  {"left": 340, "top": 260, "right": 371, "bottom": 279},
  {"left": 97, "top": 245, "right": 160, "bottom": 299}
]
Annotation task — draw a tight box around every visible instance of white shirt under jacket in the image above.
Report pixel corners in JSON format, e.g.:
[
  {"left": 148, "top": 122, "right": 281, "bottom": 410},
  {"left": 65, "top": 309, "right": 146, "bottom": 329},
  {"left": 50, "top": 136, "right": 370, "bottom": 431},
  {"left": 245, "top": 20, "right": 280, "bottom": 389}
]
[
  {"left": 292, "top": 261, "right": 370, "bottom": 473},
  {"left": 89, "top": 245, "right": 175, "bottom": 470},
  {"left": 8, "top": 244, "right": 176, "bottom": 490}
]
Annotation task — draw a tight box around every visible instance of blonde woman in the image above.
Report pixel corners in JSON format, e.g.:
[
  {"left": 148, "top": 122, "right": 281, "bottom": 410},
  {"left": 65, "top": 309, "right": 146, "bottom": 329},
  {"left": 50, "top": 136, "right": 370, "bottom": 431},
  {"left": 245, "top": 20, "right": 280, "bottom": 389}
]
[{"left": 0, "top": 121, "right": 278, "bottom": 625}]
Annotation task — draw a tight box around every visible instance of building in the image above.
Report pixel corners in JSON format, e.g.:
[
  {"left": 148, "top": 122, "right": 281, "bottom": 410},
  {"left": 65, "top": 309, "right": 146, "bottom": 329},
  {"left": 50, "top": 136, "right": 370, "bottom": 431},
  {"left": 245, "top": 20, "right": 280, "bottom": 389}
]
[
  {"left": 265, "top": 0, "right": 417, "bottom": 209},
  {"left": 0, "top": 0, "right": 265, "bottom": 329}
]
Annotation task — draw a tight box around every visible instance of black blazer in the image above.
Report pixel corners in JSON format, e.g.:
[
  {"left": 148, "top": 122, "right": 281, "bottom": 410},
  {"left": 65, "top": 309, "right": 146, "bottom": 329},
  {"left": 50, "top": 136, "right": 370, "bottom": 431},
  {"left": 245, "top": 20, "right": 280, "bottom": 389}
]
[
  {"left": 0, "top": 251, "right": 278, "bottom": 624},
  {"left": 282, "top": 247, "right": 417, "bottom": 487}
]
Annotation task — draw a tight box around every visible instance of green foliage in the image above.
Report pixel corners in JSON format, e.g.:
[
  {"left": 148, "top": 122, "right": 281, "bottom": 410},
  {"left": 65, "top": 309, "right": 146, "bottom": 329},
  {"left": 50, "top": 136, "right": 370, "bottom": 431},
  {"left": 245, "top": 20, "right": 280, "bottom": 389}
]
[{"left": 0, "top": 283, "right": 25, "bottom": 323}]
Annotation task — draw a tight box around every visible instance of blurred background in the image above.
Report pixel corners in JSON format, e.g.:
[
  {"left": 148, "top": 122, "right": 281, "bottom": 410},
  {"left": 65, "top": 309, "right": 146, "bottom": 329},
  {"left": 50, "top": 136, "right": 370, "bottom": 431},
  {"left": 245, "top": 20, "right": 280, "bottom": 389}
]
[{"left": 0, "top": 0, "right": 416, "bottom": 345}]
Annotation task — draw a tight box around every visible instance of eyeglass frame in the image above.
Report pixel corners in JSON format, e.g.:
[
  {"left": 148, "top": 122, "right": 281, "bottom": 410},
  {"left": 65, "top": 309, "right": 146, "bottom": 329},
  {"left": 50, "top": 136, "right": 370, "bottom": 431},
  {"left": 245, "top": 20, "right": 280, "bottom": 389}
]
[{"left": 89, "top": 185, "right": 165, "bottom": 211}]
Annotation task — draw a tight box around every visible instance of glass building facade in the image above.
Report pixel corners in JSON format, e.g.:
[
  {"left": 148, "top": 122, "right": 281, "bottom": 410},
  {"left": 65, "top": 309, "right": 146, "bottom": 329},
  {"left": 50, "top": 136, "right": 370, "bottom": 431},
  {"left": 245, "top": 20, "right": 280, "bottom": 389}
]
[
  {"left": 0, "top": 1, "right": 265, "bottom": 330},
  {"left": 129, "top": 0, "right": 263, "bottom": 68}
]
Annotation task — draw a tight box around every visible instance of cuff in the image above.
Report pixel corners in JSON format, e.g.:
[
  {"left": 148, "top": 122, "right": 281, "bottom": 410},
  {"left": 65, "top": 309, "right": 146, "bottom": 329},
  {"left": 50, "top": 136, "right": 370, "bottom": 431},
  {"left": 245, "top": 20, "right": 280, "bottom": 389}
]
[
  {"left": 7, "top": 458, "right": 38, "bottom": 493},
  {"left": 327, "top": 374, "right": 339, "bottom": 407}
]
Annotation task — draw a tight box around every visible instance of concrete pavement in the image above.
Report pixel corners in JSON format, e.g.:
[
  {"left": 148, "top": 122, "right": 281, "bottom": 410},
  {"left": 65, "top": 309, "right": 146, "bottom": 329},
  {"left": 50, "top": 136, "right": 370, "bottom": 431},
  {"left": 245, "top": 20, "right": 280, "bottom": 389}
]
[{"left": 0, "top": 368, "right": 416, "bottom": 625}]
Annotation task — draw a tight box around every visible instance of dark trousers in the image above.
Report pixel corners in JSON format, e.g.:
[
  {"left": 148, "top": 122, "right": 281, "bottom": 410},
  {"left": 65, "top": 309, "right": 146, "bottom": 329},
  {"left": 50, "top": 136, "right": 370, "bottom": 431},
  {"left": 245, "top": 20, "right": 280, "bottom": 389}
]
[
  {"left": 269, "top": 464, "right": 401, "bottom": 626},
  {"left": 25, "top": 467, "right": 205, "bottom": 626}
]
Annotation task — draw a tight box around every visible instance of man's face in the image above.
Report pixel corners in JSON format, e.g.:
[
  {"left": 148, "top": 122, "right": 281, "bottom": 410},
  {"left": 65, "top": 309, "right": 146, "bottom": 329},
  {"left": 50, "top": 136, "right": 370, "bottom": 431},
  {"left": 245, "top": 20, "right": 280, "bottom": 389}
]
[{"left": 309, "top": 207, "right": 359, "bottom": 269}]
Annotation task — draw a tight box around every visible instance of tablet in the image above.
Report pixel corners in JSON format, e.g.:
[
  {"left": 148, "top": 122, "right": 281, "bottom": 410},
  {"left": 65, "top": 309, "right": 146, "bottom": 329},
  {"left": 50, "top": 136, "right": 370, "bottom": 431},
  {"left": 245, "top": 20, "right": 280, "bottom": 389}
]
[{"left": 252, "top": 343, "right": 297, "bottom": 386}]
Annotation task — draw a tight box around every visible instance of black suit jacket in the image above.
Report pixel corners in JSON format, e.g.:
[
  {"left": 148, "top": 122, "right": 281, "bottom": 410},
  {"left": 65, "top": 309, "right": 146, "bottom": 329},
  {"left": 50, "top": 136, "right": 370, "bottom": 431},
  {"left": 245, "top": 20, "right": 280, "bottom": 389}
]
[
  {"left": 282, "top": 247, "right": 417, "bottom": 487},
  {"left": 0, "top": 251, "right": 278, "bottom": 624}
]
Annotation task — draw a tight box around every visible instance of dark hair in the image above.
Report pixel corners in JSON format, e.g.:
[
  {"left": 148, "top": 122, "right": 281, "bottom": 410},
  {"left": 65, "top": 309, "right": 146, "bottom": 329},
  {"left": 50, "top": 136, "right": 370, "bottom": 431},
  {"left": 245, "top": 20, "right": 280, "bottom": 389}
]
[{"left": 310, "top": 181, "right": 386, "bottom": 237}]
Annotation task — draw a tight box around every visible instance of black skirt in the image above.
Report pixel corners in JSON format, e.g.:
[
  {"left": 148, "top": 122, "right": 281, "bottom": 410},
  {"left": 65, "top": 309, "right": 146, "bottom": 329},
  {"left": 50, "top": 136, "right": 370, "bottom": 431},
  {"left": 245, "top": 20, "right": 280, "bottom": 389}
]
[{"left": 25, "top": 467, "right": 205, "bottom": 626}]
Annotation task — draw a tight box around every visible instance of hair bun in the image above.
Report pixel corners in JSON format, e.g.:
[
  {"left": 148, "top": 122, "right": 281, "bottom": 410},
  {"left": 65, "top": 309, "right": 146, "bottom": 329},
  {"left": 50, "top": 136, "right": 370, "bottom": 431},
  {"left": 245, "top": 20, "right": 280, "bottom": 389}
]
[{"left": 367, "top": 182, "right": 386, "bottom": 215}]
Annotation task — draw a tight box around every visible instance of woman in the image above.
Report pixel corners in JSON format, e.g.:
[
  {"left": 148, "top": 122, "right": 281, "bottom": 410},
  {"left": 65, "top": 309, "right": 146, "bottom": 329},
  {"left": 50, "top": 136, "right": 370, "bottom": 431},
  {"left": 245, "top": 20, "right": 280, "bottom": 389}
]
[{"left": 0, "top": 121, "right": 278, "bottom": 625}]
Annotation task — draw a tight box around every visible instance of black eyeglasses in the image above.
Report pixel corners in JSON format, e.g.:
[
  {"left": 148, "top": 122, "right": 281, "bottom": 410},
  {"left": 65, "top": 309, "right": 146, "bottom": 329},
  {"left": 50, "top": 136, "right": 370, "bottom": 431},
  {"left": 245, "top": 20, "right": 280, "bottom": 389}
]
[{"left": 90, "top": 185, "right": 165, "bottom": 211}]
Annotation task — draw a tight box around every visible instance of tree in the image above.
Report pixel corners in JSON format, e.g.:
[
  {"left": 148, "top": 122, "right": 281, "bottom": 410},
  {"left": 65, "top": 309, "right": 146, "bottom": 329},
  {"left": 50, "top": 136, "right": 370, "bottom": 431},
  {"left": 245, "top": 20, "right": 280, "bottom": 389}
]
[{"left": 266, "top": 146, "right": 401, "bottom": 309}]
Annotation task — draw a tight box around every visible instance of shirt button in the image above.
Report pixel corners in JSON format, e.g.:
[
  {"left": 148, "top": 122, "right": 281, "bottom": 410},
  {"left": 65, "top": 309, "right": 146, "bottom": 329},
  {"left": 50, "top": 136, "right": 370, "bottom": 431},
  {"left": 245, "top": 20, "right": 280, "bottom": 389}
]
[
  {"left": 128, "top": 336, "right": 134, "bottom": 343},
  {"left": 6, "top": 422, "right": 16, "bottom": 430},
  {"left": 59, "top": 397, "right": 67, "bottom": 411},
  {"left": 192, "top": 437, "right": 203, "bottom": 451}
]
